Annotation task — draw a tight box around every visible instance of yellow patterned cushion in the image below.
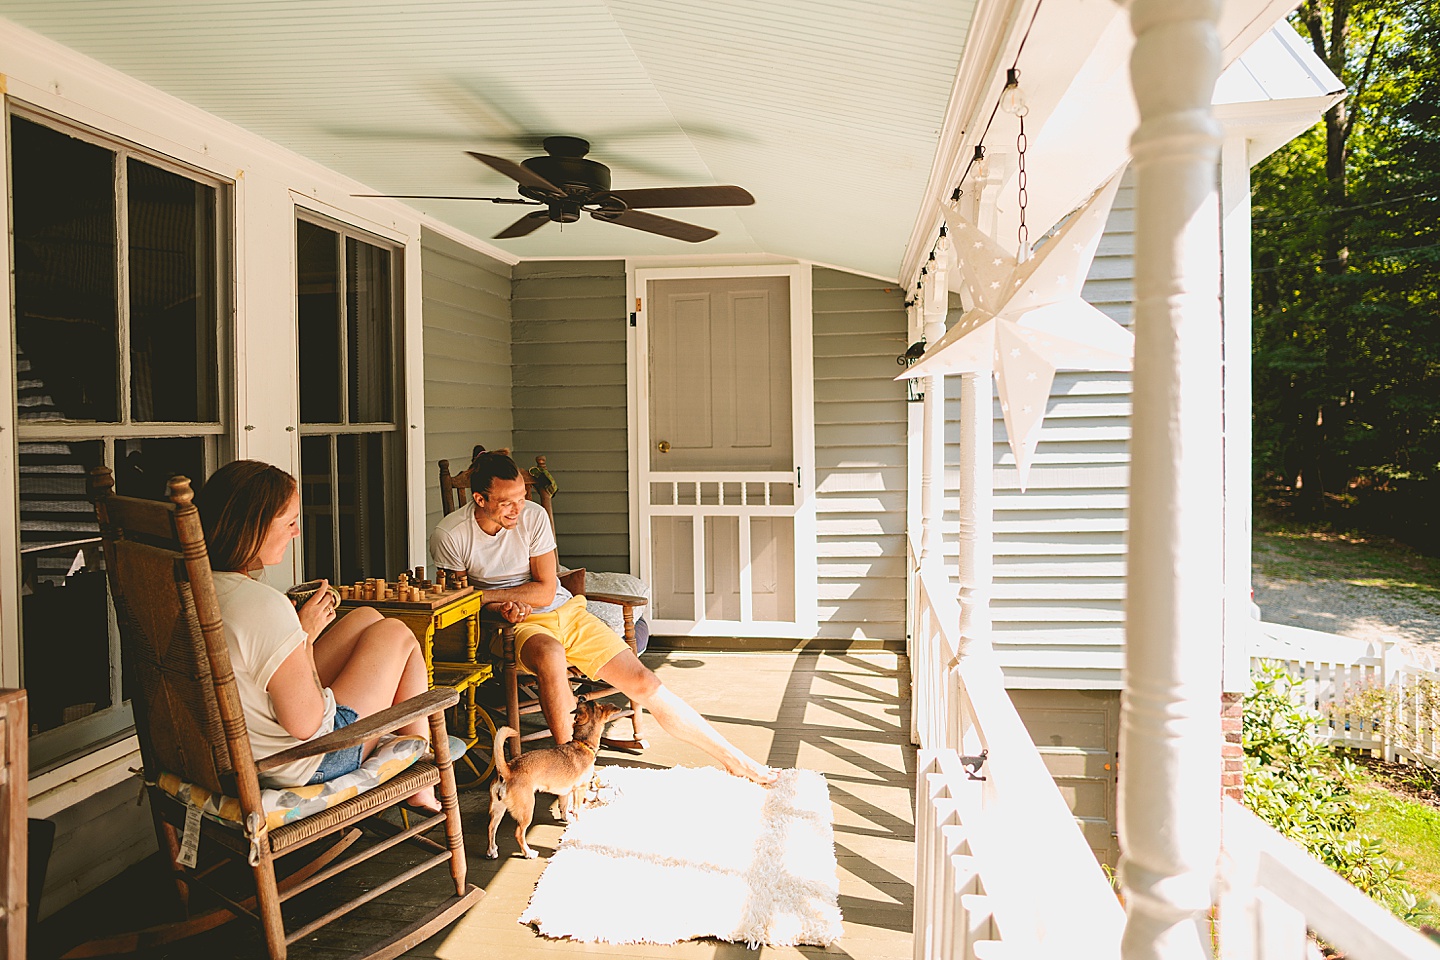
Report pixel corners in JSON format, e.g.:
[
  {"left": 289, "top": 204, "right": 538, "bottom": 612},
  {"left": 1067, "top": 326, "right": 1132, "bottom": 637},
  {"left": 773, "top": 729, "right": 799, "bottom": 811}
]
[{"left": 157, "top": 734, "right": 429, "bottom": 832}]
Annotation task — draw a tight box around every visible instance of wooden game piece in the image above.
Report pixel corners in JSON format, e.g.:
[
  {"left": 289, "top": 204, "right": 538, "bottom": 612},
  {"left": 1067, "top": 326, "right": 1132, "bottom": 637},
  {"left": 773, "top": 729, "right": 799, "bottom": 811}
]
[
  {"left": 414, "top": 565, "right": 425, "bottom": 582},
  {"left": 397, "top": 572, "right": 409, "bottom": 590}
]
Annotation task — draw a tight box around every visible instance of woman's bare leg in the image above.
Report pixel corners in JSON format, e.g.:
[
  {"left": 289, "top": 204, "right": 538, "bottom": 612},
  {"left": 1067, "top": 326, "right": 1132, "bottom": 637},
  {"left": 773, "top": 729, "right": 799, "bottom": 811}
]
[{"left": 325, "top": 616, "right": 437, "bottom": 809}]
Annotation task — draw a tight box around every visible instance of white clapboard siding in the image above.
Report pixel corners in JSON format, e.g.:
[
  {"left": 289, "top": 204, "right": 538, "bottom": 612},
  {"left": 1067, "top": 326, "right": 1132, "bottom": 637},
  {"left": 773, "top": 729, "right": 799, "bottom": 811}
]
[
  {"left": 511, "top": 260, "right": 631, "bottom": 572},
  {"left": 947, "top": 174, "right": 1135, "bottom": 688},
  {"left": 812, "top": 268, "right": 909, "bottom": 643},
  {"left": 421, "top": 229, "right": 514, "bottom": 535}
]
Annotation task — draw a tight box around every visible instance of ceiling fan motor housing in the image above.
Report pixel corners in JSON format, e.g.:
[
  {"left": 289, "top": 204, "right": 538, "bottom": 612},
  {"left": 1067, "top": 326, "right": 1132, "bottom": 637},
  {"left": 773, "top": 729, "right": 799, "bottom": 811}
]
[{"left": 521, "top": 155, "right": 612, "bottom": 200}]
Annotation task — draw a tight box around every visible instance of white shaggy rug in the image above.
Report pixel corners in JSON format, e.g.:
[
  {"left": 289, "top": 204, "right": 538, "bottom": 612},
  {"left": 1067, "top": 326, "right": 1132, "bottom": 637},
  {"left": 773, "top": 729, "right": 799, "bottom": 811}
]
[{"left": 520, "top": 766, "right": 843, "bottom": 947}]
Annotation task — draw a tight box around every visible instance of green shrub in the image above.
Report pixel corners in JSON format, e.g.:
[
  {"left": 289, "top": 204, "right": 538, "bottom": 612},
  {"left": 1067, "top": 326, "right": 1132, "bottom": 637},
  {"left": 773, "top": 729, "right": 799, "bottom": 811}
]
[{"left": 1244, "top": 661, "right": 1419, "bottom": 918}]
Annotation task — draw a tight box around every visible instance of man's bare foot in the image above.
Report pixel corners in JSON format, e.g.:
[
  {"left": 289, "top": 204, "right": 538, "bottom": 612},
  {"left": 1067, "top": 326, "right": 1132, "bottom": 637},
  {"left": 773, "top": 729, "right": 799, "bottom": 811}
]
[{"left": 725, "top": 756, "right": 778, "bottom": 786}]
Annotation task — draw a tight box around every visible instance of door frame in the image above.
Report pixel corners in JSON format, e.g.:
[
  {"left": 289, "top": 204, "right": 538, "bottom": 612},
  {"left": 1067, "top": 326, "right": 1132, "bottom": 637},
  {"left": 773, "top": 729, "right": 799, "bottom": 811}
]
[{"left": 625, "top": 262, "right": 817, "bottom": 638}]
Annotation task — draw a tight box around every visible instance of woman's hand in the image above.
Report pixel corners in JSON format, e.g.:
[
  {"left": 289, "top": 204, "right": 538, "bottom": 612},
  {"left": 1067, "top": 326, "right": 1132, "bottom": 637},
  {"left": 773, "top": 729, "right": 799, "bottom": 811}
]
[{"left": 297, "top": 580, "right": 337, "bottom": 641}]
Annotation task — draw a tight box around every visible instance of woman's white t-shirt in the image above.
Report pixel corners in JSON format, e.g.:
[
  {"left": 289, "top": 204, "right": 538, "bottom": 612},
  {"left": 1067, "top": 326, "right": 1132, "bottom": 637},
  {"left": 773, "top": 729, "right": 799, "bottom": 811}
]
[{"left": 211, "top": 572, "right": 338, "bottom": 787}]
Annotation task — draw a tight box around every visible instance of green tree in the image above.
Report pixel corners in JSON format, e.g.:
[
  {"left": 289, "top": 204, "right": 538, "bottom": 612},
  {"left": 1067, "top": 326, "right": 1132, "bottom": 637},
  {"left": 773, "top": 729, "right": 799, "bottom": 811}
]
[{"left": 1252, "top": 0, "right": 1440, "bottom": 542}]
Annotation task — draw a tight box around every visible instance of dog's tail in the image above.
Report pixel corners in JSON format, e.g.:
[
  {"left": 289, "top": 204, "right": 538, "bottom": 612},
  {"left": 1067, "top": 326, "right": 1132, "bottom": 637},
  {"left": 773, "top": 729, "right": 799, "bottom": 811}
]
[{"left": 492, "top": 726, "right": 518, "bottom": 780}]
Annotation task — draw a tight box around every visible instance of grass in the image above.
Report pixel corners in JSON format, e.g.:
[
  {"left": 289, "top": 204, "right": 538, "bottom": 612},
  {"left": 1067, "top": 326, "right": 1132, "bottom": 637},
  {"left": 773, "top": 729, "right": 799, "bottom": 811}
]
[
  {"left": 1351, "top": 762, "right": 1440, "bottom": 927},
  {"left": 1253, "top": 508, "right": 1440, "bottom": 615}
]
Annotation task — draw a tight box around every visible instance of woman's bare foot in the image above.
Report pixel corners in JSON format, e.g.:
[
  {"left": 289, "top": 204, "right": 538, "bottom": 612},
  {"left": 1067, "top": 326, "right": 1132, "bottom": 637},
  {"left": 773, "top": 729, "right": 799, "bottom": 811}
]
[{"left": 404, "top": 786, "right": 442, "bottom": 814}]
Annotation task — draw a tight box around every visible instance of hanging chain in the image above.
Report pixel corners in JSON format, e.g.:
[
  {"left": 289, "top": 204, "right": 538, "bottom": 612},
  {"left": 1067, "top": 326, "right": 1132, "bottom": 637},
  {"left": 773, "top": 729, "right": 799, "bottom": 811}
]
[{"left": 1016, "top": 112, "right": 1029, "bottom": 254}]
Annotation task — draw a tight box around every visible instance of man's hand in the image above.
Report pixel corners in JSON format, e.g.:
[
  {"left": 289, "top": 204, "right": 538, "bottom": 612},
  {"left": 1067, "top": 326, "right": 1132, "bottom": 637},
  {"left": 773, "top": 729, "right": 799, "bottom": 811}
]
[{"left": 484, "top": 599, "right": 532, "bottom": 623}]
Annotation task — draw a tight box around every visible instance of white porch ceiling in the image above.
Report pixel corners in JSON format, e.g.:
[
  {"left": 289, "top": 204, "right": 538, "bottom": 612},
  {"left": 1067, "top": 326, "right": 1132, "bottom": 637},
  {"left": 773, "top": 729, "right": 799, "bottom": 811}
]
[{"left": 0, "top": 0, "right": 976, "bottom": 280}]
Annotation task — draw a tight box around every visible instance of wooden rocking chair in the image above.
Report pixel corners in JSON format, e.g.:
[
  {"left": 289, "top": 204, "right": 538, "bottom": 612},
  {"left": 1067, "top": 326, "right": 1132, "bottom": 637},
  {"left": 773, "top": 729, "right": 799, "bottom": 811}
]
[
  {"left": 437, "top": 446, "right": 647, "bottom": 760},
  {"left": 75, "top": 467, "right": 481, "bottom": 960}
]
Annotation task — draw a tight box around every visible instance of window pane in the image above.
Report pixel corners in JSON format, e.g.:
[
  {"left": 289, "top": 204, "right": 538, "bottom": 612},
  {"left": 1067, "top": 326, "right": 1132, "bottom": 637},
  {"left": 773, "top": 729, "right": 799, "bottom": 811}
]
[
  {"left": 128, "top": 159, "right": 219, "bottom": 422},
  {"left": 112, "top": 437, "right": 207, "bottom": 503},
  {"left": 346, "top": 238, "right": 394, "bottom": 423},
  {"left": 11, "top": 116, "right": 119, "bottom": 422},
  {"left": 297, "top": 220, "right": 342, "bottom": 423},
  {"left": 337, "top": 433, "right": 389, "bottom": 583},
  {"left": 18, "top": 439, "right": 109, "bottom": 738},
  {"left": 300, "top": 435, "right": 335, "bottom": 581}
]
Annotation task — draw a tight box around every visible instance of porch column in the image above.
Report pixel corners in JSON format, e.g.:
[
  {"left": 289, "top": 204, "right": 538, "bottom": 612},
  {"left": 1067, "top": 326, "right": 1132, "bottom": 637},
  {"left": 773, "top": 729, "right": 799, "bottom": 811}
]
[
  {"left": 954, "top": 371, "right": 992, "bottom": 656},
  {"left": 918, "top": 301, "right": 947, "bottom": 578},
  {"left": 1119, "top": 1, "right": 1225, "bottom": 959}
]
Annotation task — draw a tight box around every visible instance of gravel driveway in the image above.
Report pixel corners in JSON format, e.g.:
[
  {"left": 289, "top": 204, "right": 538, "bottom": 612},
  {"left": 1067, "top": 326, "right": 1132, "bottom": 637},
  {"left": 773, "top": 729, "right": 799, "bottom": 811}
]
[{"left": 1253, "top": 572, "right": 1440, "bottom": 654}]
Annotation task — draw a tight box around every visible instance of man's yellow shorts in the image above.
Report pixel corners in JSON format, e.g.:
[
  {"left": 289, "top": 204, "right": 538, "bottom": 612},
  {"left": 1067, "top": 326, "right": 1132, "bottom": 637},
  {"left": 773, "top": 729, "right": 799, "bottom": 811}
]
[{"left": 492, "top": 594, "right": 629, "bottom": 681}]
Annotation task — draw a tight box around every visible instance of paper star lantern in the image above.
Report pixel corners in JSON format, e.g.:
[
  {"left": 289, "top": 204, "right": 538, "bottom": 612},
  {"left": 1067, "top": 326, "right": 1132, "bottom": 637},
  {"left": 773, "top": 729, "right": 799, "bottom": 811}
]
[{"left": 898, "top": 171, "right": 1133, "bottom": 490}]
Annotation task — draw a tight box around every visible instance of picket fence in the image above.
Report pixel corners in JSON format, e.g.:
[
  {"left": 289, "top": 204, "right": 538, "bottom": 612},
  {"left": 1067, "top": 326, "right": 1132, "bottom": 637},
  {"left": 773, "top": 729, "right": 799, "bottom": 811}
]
[{"left": 1257, "top": 641, "right": 1440, "bottom": 772}]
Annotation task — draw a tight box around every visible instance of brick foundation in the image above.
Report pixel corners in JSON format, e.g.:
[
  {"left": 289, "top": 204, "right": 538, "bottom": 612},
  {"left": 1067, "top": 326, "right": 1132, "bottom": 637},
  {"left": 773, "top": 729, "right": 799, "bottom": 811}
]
[{"left": 1221, "top": 691, "right": 1245, "bottom": 800}]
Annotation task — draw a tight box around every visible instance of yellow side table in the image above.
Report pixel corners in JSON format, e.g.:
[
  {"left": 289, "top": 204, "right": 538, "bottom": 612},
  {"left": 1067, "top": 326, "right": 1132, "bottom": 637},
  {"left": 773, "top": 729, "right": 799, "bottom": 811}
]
[{"left": 339, "top": 585, "right": 496, "bottom": 780}]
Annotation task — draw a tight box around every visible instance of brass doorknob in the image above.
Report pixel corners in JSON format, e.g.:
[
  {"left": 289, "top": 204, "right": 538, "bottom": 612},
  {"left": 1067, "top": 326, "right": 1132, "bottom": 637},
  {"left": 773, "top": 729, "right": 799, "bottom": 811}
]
[{"left": 657, "top": 440, "right": 671, "bottom": 454}]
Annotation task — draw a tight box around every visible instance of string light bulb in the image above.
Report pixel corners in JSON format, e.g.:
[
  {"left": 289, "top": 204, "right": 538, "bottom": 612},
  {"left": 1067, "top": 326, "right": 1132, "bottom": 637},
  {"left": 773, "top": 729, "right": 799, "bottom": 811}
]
[
  {"left": 937, "top": 224, "right": 951, "bottom": 255},
  {"left": 1000, "top": 68, "right": 1028, "bottom": 116},
  {"left": 973, "top": 144, "right": 989, "bottom": 182}
]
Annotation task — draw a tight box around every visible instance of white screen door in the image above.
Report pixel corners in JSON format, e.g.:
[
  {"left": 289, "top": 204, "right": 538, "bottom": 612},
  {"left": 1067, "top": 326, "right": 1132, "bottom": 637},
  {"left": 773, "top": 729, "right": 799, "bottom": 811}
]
[{"left": 634, "top": 268, "right": 814, "bottom": 637}]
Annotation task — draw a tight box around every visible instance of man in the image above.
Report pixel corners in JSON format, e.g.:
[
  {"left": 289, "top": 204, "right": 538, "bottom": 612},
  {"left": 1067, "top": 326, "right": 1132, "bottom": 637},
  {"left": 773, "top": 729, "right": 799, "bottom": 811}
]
[{"left": 430, "top": 449, "right": 775, "bottom": 785}]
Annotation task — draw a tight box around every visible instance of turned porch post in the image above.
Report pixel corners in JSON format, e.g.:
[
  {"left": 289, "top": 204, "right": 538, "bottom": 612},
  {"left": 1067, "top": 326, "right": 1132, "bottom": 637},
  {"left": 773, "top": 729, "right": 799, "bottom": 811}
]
[
  {"left": 1119, "top": 1, "right": 1225, "bottom": 958},
  {"left": 954, "top": 370, "right": 992, "bottom": 657},
  {"left": 918, "top": 286, "right": 948, "bottom": 579}
]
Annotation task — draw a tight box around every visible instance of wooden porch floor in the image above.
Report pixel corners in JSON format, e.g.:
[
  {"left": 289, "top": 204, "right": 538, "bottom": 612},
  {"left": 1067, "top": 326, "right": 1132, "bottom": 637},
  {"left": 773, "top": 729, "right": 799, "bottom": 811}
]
[{"left": 41, "top": 650, "right": 915, "bottom": 959}]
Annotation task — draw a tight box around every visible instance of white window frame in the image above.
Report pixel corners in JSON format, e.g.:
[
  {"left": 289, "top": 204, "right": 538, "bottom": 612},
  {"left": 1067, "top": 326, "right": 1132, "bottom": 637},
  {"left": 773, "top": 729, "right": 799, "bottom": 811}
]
[{"left": 2, "top": 102, "right": 235, "bottom": 770}]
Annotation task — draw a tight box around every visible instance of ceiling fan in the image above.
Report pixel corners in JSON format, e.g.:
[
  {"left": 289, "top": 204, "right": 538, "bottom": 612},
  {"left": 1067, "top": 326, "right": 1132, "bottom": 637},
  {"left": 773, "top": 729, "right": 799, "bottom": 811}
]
[{"left": 363, "top": 136, "right": 754, "bottom": 242}]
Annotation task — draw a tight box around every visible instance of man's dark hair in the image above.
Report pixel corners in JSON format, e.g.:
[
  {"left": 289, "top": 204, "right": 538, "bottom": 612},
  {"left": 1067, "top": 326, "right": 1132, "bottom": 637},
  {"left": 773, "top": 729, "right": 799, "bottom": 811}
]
[{"left": 468, "top": 446, "right": 522, "bottom": 497}]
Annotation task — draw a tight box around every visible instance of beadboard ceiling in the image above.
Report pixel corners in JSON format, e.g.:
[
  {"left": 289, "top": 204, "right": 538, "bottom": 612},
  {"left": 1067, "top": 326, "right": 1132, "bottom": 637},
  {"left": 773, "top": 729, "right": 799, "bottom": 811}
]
[{"left": 0, "top": 0, "right": 976, "bottom": 279}]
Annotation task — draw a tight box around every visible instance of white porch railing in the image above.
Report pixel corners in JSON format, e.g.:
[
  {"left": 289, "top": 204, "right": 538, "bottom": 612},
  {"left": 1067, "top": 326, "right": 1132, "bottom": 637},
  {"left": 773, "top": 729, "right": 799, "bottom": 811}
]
[
  {"left": 1256, "top": 644, "right": 1440, "bottom": 771},
  {"left": 910, "top": 529, "right": 1440, "bottom": 959},
  {"left": 909, "top": 537, "right": 1125, "bottom": 960},
  {"left": 1219, "top": 800, "right": 1440, "bottom": 960}
]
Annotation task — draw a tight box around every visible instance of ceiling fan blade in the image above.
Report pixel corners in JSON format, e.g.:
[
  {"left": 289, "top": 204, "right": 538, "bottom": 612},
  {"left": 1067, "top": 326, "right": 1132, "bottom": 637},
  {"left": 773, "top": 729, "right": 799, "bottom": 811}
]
[
  {"left": 351, "top": 194, "right": 538, "bottom": 204},
  {"left": 592, "top": 208, "right": 717, "bottom": 243},
  {"left": 494, "top": 210, "right": 552, "bottom": 239},
  {"left": 605, "top": 185, "right": 755, "bottom": 209},
  {"left": 466, "top": 151, "right": 562, "bottom": 194}
]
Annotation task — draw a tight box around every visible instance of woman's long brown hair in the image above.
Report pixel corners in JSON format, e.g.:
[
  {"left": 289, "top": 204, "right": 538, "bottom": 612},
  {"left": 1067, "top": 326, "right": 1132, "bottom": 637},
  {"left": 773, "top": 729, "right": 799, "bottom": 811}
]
[{"left": 195, "top": 460, "right": 297, "bottom": 571}]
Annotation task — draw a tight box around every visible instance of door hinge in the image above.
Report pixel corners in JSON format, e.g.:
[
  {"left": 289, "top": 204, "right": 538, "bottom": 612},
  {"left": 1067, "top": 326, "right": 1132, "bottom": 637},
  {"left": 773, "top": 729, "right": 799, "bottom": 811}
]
[
  {"left": 629, "top": 312, "right": 636, "bottom": 327},
  {"left": 795, "top": 466, "right": 802, "bottom": 487}
]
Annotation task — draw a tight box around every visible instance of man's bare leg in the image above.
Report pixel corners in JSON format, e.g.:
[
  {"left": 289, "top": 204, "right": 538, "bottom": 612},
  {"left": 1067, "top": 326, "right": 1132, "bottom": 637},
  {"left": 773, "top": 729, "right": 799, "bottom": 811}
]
[
  {"left": 518, "top": 631, "right": 578, "bottom": 743},
  {"left": 596, "top": 650, "right": 775, "bottom": 785}
]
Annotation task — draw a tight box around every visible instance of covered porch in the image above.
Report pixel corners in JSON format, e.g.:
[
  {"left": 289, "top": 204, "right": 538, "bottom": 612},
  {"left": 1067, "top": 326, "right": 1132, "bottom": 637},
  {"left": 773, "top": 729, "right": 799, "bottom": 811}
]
[{"left": 3, "top": 0, "right": 1438, "bottom": 957}]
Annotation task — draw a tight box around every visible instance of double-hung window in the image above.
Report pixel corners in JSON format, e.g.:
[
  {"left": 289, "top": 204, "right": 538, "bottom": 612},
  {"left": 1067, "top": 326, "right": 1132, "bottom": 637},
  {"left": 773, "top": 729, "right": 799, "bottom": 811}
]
[
  {"left": 9, "top": 109, "right": 229, "bottom": 771},
  {"left": 295, "top": 216, "right": 405, "bottom": 585}
]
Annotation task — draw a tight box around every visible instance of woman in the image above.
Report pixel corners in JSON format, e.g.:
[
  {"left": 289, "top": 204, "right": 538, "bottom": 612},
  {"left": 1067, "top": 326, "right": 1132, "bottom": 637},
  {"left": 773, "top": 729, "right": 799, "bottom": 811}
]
[{"left": 195, "top": 460, "right": 439, "bottom": 811}]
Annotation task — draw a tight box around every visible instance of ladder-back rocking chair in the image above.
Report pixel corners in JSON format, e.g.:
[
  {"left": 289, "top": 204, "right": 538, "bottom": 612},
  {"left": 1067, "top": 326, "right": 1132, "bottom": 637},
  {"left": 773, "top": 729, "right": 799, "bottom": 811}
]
[{"left": 77, "top": 467, "right": 480, "bottom": 959}]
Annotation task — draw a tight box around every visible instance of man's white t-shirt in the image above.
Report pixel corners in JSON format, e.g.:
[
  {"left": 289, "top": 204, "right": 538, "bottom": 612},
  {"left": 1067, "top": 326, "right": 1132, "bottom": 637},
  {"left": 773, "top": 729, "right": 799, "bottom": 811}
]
[
  {"left": 212, "top": 572, "right": 338, "bottom": 787},
  {"left": 429, "top": 500, "right": 571, "bottom": 613}
]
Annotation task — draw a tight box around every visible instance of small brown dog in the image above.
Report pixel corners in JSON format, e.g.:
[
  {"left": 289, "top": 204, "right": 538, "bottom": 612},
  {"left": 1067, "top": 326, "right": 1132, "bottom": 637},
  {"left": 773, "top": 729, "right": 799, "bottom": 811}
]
[{"left": 485, "top": 699, "right": 624, "bottom": 859}]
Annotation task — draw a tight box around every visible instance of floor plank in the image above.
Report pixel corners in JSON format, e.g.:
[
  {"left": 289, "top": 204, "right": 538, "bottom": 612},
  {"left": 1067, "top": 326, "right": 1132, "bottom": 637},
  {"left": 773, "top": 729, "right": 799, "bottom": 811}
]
[{"left": 39, "top": 651, "right": 915, "bottom": 960}]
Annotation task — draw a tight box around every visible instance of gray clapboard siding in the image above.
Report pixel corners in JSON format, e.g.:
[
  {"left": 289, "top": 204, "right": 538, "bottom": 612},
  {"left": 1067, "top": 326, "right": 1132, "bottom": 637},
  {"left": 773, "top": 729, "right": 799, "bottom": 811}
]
[
  {"left": 812, "top": 268, "right": 909, "bottom": 642},
  {"left": 946, "top": 174, "right": 1135, "bottom": 688},
  {"left": 420, "top": 229, "right": 513, "bottom": 535},
  {"left": 510, "top": 261, "right": 631, "bottom": 572}
]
